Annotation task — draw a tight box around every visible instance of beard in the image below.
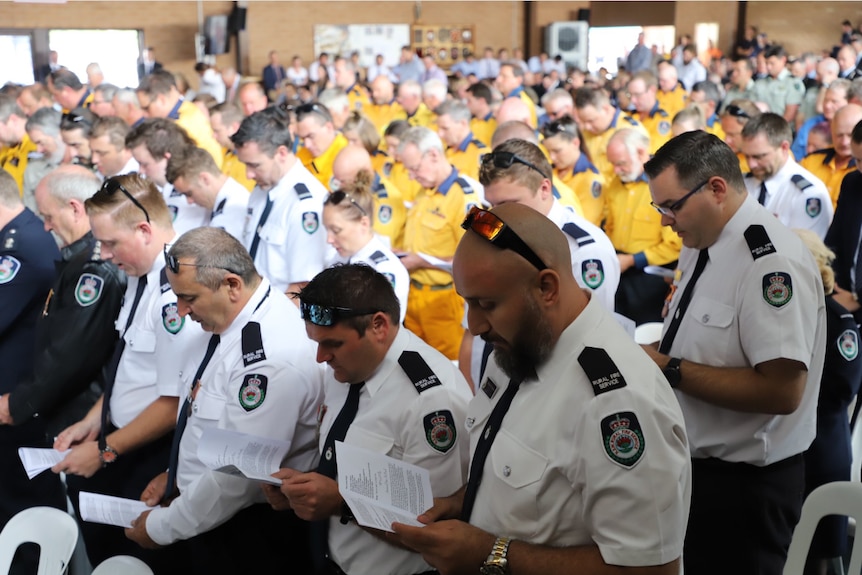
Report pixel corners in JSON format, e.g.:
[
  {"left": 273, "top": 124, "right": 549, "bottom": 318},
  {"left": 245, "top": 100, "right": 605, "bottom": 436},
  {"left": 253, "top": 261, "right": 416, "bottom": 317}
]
[{"left": 488, "top": 295, "right": 554, "bottom": 382}]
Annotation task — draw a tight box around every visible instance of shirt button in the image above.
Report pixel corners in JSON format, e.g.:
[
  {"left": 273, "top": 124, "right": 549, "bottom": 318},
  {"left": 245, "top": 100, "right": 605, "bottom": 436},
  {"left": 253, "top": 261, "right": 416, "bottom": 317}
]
[
  {"left": 503, "top": 465, "right": 511, "bottom": 477},
  {"left": 702, "top": 314, "right": 710, "bottom": 323}
]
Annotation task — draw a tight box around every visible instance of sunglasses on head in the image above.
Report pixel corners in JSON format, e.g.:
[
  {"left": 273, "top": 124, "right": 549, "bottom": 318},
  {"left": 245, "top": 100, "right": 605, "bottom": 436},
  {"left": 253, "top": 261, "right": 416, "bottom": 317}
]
[
  {"left": 724, "top": 104, "right": 750, "bottom": 120},
  {"left": 481, "top": 151, "right": 550, "bottom": 180},
  {"left": 325, "top": 190, "right": 368, "bottom": 217},
  {"left": 295, "top": 102, "right": 332, "bottom": 122},
  {"left": 461, "top": 206, "right": 548, "bottom": 271},
  {"left": 542, "top": 119, "right": 577, "bottom": 139},
  {"left": 163, "top": 245, "right": 241, "bottom": 276},
  {"left": 299, "top": 301, "right": 382, "bottom": 327},
  {"left": 62, "top": 112, "right": 92, "bottom": 127},
  {"left": 101, "top": 178, "right": 150, "bottom": 223}
]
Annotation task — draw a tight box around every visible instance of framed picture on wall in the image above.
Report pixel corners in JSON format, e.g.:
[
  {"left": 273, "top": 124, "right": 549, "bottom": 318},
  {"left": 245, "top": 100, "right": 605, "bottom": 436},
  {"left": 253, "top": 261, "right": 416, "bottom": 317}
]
[{"left": 411, "top": 24, "right": 475, "bottom": 69}]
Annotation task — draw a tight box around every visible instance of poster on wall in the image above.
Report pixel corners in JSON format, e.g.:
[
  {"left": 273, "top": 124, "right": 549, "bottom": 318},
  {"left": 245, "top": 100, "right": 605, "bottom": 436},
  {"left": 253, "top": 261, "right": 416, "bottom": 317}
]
[
  {"left": 314, "top": 24, "right": 410, "bottom": 68},
  {"left": 411, "top": 25, "right": 475, "bottom": 69}
]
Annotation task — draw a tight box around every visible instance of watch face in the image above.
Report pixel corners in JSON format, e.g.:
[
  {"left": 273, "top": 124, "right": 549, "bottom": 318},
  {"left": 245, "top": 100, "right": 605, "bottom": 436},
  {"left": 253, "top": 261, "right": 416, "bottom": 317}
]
[{"left": 100, "top": 449, "right": 117, "bottom": 463}]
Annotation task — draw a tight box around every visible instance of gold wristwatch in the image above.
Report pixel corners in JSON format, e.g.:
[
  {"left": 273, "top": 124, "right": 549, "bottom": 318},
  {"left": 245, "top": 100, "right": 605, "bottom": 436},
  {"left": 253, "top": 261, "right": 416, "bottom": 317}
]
[{"left": 479, "top": 536, "right": 511, "bottom": 575}]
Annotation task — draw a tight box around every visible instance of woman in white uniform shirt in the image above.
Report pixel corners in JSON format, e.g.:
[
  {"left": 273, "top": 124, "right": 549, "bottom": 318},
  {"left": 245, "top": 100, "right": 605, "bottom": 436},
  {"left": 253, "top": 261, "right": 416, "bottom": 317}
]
[{"left": 323, "top": 173, "right": 409, "bottom": 323}]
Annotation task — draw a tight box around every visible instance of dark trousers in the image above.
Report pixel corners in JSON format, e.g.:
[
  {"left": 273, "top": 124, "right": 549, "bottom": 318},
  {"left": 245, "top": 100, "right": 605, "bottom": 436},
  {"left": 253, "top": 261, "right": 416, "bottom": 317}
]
[
  {"left": 685, "top": 454, "right": 805, "bottom": 575},
  {"left": 0, "top": 419, "right": 66, "bottom": 575},
  {"left": 187, "top": 503, "right": 312, "bottom": 575},
  {"left": 615, "top": 267, "right": 673, "bottom": 325},
  {"left": 65, "top": 431, "right": 188, "bottom": 574}
]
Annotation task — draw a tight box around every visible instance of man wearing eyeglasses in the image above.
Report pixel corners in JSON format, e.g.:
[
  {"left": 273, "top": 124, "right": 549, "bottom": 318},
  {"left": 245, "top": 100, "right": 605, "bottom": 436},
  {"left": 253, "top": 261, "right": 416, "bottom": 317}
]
[
  {"left": 626, "top": 71, "right": 673, "bottom": 155},
  {"left": 262, "top": 263, "right": 470, "bottom": 575},
  {"left": 53, "top": 174, "right": 207, "bottom": 571},
  {"left": 393, "top": 202, "right": 690, "bottom": 575},
  {"left": 231, "top": 110, "right": 329, "bottom": 296},
  {"left": 643, "top": 131, "right": 825, "bottom": 575},
  {"left": 741, "top": 113, "right": 833, "bottom": 239},
  {"left": 61, "top": 107, "right": 97, "bottom": 170},
  {"left": 398, "top": 126, "right": 483, "bottom": 360},
  {"left": 296, "top": 103, "right": 349, "bottom": 190},
  {"left": 124, "top": 227, "right": 322, "bottom": 574},
  {"left": 800, "top": 104, "right": 862, "bottom": 207}
]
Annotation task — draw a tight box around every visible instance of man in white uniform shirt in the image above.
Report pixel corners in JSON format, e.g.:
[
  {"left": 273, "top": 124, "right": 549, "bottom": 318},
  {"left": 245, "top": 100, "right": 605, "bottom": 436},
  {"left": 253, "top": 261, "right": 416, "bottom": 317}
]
[
  {"left": 741, "top": 113, "right": 833, "bottom": 238},
  {"left": 263, "top": 264, "right": 470, "bottom": 575},
  {"left": 643, "top": 131, "right": 826, "bottom": 575},
  {"left": 126, "top": 119, "right": 209, "bottom": 236},
  {"left": 124, "top": 227, "right": 323, "bottom": 574},
  {"left": 165, "top": 146, "right": 248, "bottom": 241},
  {"left": 231, "top": 109, "right": 329, "bottom": 295},
  {"left": 89, "top": 116, "right": 140, "bottom": 178},
  {"left": 53, "top": 174, "right": 207, "bottom": 573}
]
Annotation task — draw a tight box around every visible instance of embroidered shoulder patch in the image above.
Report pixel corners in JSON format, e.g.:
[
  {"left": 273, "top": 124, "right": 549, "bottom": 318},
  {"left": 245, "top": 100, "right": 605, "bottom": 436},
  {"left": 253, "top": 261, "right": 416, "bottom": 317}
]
[
  {"left": 762, "top": 272, "right": 792, "bottom": 307},
  {"left": 838, "top": 329, "right": 859, "bottom": 361},
  {"left": 578, "top": 346, "right": 627, "bottom": 396},
  {"left": 239, "top": 373, "right": 268, "bottom": 411},
  {"left": 423, "top": 410, "right": 457, "bottom": 453},
  {"left": 581, "top": 259, "right": 605, "bottom": 289},
  {"left": 0, "top": 255, "right": 21, "bottom": 284},
  {"left": 161, "top": 302, "right": 185, "bottom": 334},
  {"left": 744, "top": 225, "right": 776, "bottom": 260},
  {"left": 601, "top": 411, "right": 645, "bottom": 468},
  {"left": 591, "top": 180, "right": 602, "bottom": 198},
  {"left": 75, "top": 273, "right": 104, "bottom": 306},
  {"left": 302, "top": 211, "right": 319, "bottom": 234},
  {"left": 805, "top": 198, "right": 821, "bottom": 218},
  {"left": 378, "top": 204, "right": 392, "bottom": 224}
]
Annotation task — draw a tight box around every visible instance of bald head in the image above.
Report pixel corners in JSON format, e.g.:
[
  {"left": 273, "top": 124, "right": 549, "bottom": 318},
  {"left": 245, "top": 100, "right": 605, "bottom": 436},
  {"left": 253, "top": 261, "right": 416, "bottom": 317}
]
[
  {"left": 492, "top": 121, "right": 538, "bottom": 148},
  {"left": 833, "top": 104, "right": 862, "bottom": 160},
  {"left": 496, "top": 97, "right": 534, "bottom": 128},
  {"left": 332, "top": 145, "right": 373, "bottom": 186}
]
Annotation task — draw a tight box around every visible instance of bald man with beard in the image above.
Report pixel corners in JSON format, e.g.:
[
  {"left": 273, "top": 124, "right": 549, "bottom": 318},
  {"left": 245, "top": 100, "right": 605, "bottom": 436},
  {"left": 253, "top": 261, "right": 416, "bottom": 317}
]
[
  {"left": 393, "top": 202, "right": 690, "bottom": 575},
  {"left": 331, "top": 145, "right": 406, "bottom": 248}
]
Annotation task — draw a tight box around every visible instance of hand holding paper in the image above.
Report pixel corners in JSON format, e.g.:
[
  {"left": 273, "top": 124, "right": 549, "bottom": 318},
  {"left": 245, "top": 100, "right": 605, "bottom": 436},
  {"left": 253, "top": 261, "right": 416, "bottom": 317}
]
[{"left": 197, "top": 427, "right": 290, "bottom": 485}]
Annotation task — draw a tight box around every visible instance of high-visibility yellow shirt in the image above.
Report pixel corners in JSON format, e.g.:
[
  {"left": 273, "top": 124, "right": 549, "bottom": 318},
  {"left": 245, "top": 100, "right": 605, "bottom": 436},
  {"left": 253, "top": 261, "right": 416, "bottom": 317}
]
[
  {"left": 383, "top": 160, "right": 423, "bottom": 206},
  {"left": 345, "top": 83, "right": 371, "bottom": 112},
  {"left": 800, "top": 148, "right": 856, "bottom": 208},
  {"left": 222, "top": 149, "right": 255, "bottom": 192},
  {"left": 656, "top": 84, "right": 688, "bottom": 118},
  {"left": 172, "top": 100, "right": 224, "bottom": 168},
  {"left": 557, "top": 153, "right": 606, "bottom": 227},
  {"left": 705, "top": 113, "right": 726, "bottom": 141},
  {"left": 406, "top": 103, "right": 437, "bottom": 130},
  {"left": 371, "top": 172, "right": 407, "bottom": 250},
  {"left": 297, "top": 133, "right": 349, "bottom": 190},
  {"left": 0, "top": 134, "right": 37, "bottom": 196},
  {"left": 445, "top": 132, "right": 487, "bottom": 181},
  {"left": 470, "top": 113, "right": 496, "bottom": 148},
  {"left": 364, "top": 100, "right": 407, "bottom": 135},
  {"left": 581, "top": 108, "right": 650, "bottom": 184},
  {"left": 635, "top": 102, "right": 672, "bottom": 155}
]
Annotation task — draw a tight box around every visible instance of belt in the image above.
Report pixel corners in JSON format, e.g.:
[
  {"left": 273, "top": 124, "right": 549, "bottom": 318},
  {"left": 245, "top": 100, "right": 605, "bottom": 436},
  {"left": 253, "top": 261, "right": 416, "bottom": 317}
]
[
  {"left": 410, "top": 280, "right": 453, "bottom": 291},
  {"left": 322, "top": 560, "right": 439, "bottom": 575}
]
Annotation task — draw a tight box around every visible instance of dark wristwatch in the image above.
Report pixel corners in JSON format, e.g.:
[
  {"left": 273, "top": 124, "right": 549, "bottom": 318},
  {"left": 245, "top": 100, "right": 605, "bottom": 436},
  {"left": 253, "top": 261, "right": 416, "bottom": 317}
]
[
  {"left": 663, "top": 357, "right": 682, "bottom": 388},
  {"left": 99, "top": 445, "right": 119, "bottom": 467},
  {"left": 479, "top": 536, "right": 511, "bottom": 575}
]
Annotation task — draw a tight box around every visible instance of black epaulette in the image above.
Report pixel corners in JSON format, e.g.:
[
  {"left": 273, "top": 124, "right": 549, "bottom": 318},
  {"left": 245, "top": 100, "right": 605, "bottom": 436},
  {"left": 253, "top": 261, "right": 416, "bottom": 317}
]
[
  {"left": 790, "top": 174, "right": 813, "bottom": 192},
  {"left": 578, "top": 346, "right": 627, "bottom": 396},
  {"left": 398, "top": 350, "right": 442, "bottom": 393},
  {"left": 472, "top": 139, "right": 487, "bottom": 149},
  {"left": 213, "top": 198, "right": 227, "bottom": 217},
  {"left": 744, "top": 224, "right": 777, "bottom": 260},
  {"left": 562, "top": 223, "right": 596, "bottom": 247},
  {"left": 369, "top": 250, "right": 388, "bottom": 264},
  {"left": 455, "top": 177, "right": 474, "bottom": 195},
  {"left": 2, "top": 227, "right": 18, "bottom": 251},
  {"left": 294, "top": 183, "right": 312, "bottom": 200},
  {"left": 159, "top": 268, "right": 172, "bottom": 293},
  {"left": 622, "top": 115, "right": 640, "bottom": 126},
  {"left": 241, "top": 322, "right": 267, "bottom": 366}
]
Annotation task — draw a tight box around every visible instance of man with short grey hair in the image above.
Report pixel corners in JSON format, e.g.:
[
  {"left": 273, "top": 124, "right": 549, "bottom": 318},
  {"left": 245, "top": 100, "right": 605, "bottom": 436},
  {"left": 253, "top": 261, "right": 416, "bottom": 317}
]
[
  {"left": 91, "top": 83, "right": 119, "bottom": 117},
  {"left": 24, "top": 106, "right": 67, "bottom": 212},
  {"left": 436, "top": 99, "right": 486, "bottom": 180}
]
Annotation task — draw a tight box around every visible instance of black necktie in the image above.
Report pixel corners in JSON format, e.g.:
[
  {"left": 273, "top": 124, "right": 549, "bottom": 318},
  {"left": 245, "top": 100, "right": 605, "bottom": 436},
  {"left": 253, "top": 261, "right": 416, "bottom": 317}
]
[
  {"left": 312, "top": 382, "right": 365, "bottom": 569},
  {"left": 99, "top": 274, "right": 148, "bottom": 449},
  {"left": 163, "top": 334, "right": 221, "bottom": 502},
  {"left": 248, "top": 193, "right": 274, "bottom": 260},
  {"left": 659, "top": 249, "right": 709, "bottom": 355},
  {"left": 460, "top": 376, "right": 523, "bottom": 522},
  {"left": 757, "top": 181, "right": 768, "bottom": 205}
]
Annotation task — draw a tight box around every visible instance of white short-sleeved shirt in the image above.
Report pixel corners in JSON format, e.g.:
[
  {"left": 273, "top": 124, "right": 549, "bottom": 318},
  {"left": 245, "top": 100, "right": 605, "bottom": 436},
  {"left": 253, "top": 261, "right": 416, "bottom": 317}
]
[
  {"left": 547, "top": 200, "right": 620, "bottom": 312},
  {"left": 743, "top": 158, "right": 833, "bottom": 239},
  {"left": 468, "top": 296, "right": 691, "bottom": 567},
  {"left": 146, "top": 279, "right": 324, "bottom": 544},
  {"left": 663, "top": 194, "right": 826, "bottom": 464},
  {"left": 286, "top": 66, "right": 309, "bottom": 86},
  {"left": 328, "top": 235, "right": 410, "bottom": 324},
  {"left": 161, "top": 183, "right": 209, "bottom": 237},
  {"left": 111, "top": 254, "right": 207, "bottom": 428},
  {"left": 116, "top": 156, "right": 140, "bottom": 177},
  {"left": 242, "top": 161, "right": 330, "bottom": 292},
  {"left": 322, "top": 328, "right": 471, "bottom": 575},
  {"left": 208, "top": 176, "right": 249, "bottom": 242}
]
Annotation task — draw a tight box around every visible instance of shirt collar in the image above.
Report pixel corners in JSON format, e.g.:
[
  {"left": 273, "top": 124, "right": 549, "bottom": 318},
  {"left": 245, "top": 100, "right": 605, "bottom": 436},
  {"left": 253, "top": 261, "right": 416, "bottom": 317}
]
[
  {"left": 168, "top": 98, "right": 183, "bottom": 120},
  {"left": 457, "top": 132, "right": 475, "bottom": 152},
  {"left": 571, "top": 152, "right": 595, "bottom": 175},
  {"left": 506, "top": 85, "right": 524, "bottom": 99},
  {"left": 60, "top": 230, "right": 95, "bottom": 262},
  {"left": 76, "top": 89, "right": 91, "bottom": 109},
  {"left": 437, "top": 166, "right": 460, "bottom": 195},
  {"left": 535, "top": 293, "right": 605, "bottom": 387},
  {"left": 364, "top": 327, "right": 410, "bottom": 396}
]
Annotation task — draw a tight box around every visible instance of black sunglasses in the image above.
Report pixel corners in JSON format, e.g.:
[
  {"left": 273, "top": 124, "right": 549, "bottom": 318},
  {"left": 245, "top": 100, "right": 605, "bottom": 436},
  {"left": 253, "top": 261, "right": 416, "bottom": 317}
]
[
  {"left": 461, "top": 206, "right": 548, "bottom": 271},
  {"left": 295, "top": 102, "right": 332, "bottom": 122},
  {"left": 61, "top": 112, "right": 93, "bottom": 127},
  {"left": 481, "top": 151, "right": 550, "bottom": 180},
  {"left": 299, "top": 301, "right": 382, "bottom": 327},
  {"left": 542, "top": 119, "right": 577, "bottom": 139},
  {"left": 325, "top": 191, "right": 368, "bottom": 217},
  {"left": 101, "top": 178, "right": 150, "bottom": 223},
  {"left": 163, "top": 245, "right": 241, "bottom": 276},
  {"left": 724, "top": 104, "right": 750, "bottom": 120}
]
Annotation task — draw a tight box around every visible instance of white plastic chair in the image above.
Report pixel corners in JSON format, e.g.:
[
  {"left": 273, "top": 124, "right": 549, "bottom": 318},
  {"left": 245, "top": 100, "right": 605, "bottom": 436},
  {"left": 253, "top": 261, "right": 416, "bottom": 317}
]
[
  {"left": 0, "top": 506, "right": 79, "bottom": 575},
  {"left": 91, "top": 555, "right": 154, "bottom": 575},
  {"left": 784, "top": 481, "right": 862, "bottom": 574},
  {"left": 634, "top": 321, "right": 664, "bottom": 345}
]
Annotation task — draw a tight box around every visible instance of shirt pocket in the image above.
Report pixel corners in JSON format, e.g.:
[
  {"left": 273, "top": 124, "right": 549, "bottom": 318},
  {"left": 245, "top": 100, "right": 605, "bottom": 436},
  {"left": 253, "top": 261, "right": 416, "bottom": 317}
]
[
  {"left": 126, "top": 325, "right": 156, "bottom": 354},
  {"left": 260, "top": 219, "right": 288, "bottom": 247},
  {"left": 630, "top": 204, "right": 661, "bottom": 244},
  {"left": 346, "top": 426, "right": 395, "bottom": 457},
  {"left": 193, "top": 386, "right": 225, "bottom": 422},
  {"left": 487, "top": 429, "right": 548, "bottom": 526}
]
